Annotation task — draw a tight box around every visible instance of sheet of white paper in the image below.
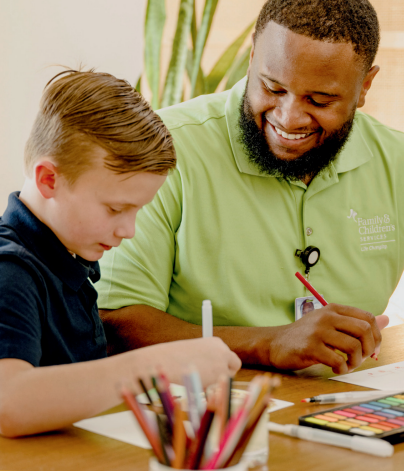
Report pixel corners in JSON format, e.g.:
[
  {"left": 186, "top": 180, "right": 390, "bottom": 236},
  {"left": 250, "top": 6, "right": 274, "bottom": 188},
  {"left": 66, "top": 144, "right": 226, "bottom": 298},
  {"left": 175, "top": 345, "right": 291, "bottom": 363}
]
[
  {"left": 267, "top": 398, "right": 294, "bottom": 413},
  {"left": 74, "top": 410, "right": 152, "bottom": 448},
  {"left": 330, "top": 360, "right": 404, "bottom": 390},
  {"left": 73, "top": 398, "right": 293, "bottom": 449}
]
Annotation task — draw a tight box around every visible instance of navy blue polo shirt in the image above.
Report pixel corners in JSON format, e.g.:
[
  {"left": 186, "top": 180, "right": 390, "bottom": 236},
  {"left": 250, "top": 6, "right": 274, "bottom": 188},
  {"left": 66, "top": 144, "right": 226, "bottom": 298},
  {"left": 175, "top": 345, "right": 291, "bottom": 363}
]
[{"left": 0, "top": 192, "right": 107, "bottom": 366}]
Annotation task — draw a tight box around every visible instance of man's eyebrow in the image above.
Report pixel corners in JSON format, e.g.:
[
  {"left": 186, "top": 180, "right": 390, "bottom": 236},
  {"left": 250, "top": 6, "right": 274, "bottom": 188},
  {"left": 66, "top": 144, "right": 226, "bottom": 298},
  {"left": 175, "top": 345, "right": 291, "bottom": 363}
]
[
  {"left": 309, "top": 90, "right": 340, "bottom": 98},
  {"left": 261, "top": 74, "right": 340, "bottom": 98}
]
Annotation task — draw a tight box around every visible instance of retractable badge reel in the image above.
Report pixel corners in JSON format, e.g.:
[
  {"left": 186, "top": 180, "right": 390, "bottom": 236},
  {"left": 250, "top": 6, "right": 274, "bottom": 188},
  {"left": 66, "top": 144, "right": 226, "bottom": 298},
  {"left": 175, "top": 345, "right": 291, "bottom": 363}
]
[{"left": 295, "top": 246, "right": 320, "bottom": 279}]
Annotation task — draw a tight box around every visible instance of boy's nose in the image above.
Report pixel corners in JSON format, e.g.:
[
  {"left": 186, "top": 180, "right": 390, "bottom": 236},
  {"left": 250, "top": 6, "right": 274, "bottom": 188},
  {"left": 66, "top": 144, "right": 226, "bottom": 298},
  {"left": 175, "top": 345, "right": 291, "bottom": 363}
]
[{"left": 114, "top": 219, "right": 136, "bottom": 240}]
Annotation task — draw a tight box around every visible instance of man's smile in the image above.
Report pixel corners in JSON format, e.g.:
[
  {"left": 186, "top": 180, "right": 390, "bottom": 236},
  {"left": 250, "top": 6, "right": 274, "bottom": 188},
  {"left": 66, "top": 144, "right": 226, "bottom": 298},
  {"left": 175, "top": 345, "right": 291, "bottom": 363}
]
[
  {"left": 264, "top": 121, "right": 320, "bottom": 153},
  {"left": 273, "top": 125, "right": 314, "bottom": 140}
]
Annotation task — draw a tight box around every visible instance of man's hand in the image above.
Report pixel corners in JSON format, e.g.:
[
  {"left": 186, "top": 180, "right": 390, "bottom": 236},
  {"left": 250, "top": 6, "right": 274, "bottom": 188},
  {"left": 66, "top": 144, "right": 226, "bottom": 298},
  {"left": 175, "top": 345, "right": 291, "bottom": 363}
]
[{"left": 268, "top": 304, "right": 389, "bottom": 374}]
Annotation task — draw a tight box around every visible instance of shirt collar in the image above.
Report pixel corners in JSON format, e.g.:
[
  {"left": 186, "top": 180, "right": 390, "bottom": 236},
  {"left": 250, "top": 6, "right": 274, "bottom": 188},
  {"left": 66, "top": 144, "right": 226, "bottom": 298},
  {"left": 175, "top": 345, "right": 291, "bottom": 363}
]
[
  {"left": 225, "top": 77, "right": 373, "bottom": 178},
  {"left": 2, "top": 192, "right": 100, "bottom": 291}
]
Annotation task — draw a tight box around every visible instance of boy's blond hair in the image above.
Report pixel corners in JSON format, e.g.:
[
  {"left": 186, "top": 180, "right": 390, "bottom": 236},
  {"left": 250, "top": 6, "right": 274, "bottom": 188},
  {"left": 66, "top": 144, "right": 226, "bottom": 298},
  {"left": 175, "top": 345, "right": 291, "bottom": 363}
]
[{"left": 24, "top": 69, "right": 176, "bottom": 184}]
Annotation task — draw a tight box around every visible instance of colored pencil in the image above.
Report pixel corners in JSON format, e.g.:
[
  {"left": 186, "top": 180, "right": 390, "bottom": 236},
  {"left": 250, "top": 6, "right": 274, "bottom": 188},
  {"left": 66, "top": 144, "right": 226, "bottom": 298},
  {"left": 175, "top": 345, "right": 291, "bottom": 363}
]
[
  {"left": 172, "top": 401, "right": 187, "bottom": 469},
  {"left": 203, "top": 378, "right": 263, "bottom": 469},
  {"left": 224, "top": 395, "right": 270, "bottom": 467},
  {"left": 295, "top": 272, "right": 328, "bottom": 306},
  {"left": 157, "top": 367, "right": 177, "bottom": 411},
  {"left": 186, "top": 399, "right": 215, "bottom": 469},
  {"left": 184, "top": 373, "right": 201, "bottom": 433},
  {"left": 138, "top": 378, "right": 155, "bottom": 407},
  {"left": 127, "top": 372, "right": 280, "bottom": 469},
  {"left": 121, "top": 385, "right": 165, "bottom": 463},
  {"left": 227, "top": 378, "right": 233, "bottom": 423},
  {"left": 155, "top": 376, "right": 175, "bottom": 430}
]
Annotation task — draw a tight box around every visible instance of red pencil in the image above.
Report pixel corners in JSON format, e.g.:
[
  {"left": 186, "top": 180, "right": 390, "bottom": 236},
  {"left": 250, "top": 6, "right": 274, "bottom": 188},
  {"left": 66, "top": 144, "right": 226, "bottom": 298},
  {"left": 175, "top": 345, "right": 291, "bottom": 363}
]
[
  {"left": 185, "top": 400, "right": 215, "bottom": 470},
  {"left": 121, "top": 385, "right": 165, "bottom": 463},
  {"left": 295, "top": 272, "right": 328, "bottom": 306}
]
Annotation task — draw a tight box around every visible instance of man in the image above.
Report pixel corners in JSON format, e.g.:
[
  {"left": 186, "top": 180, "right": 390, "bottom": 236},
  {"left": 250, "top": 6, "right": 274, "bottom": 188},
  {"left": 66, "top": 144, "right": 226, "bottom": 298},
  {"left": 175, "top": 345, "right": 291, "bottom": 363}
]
[{"left": 97, "top": 0, "right": 398, "bottom": 375}]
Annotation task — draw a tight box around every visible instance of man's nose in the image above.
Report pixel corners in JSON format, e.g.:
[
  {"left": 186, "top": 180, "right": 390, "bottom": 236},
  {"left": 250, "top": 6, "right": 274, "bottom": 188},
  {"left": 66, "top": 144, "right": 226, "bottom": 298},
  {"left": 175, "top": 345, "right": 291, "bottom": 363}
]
[{"left": 272, "top": 95, "right": 312, "bottom": 131}]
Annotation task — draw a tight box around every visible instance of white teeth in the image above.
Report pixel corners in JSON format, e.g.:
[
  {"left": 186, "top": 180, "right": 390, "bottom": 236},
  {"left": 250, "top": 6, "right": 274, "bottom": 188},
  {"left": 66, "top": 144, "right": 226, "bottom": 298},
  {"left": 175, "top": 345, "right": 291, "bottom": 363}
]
[{"left": 275, "top": 126, "right": 309, "bottom": 140}]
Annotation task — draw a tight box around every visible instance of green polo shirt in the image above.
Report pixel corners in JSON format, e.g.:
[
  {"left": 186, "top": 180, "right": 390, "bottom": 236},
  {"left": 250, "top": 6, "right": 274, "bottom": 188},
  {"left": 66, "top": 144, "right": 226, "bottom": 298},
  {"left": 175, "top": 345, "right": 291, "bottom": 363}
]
[{"left": 97, "top": 77, "right": 404, "bottom": 327}]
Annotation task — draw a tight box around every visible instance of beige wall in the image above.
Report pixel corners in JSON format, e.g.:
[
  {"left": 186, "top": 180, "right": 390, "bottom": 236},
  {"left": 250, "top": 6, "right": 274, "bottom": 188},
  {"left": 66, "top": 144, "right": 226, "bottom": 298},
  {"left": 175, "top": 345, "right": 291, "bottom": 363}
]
[
  {"left": 361, "top": 0, "right": 404, "bottom": 131},
  {"left": 0, "top": 0, "right": 146, "bottom": 214}
]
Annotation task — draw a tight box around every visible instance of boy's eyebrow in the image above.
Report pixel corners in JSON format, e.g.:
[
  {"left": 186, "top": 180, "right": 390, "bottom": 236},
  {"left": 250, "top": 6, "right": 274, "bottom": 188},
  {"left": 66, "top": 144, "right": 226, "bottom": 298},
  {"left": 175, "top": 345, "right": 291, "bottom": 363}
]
[
  {"left": 261, "top": 74, "right": 340, "bottom": 98},
  {"left": 107, "top": 202, "right": 139, "bottom": 208}
]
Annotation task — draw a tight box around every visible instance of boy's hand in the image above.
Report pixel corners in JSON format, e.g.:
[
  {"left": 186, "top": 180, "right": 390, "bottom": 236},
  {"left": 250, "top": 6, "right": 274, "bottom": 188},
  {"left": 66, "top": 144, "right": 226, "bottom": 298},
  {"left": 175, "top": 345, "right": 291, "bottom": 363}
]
[{"left": 133, "top": 337, "right": 241, "bottom": 388}]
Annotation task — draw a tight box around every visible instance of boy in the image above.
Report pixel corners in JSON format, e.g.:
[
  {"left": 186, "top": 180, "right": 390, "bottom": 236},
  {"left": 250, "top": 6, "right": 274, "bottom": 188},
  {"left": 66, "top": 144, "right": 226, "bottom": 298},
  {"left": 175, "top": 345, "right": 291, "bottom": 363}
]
[{"left": 0, "top": 70, "right": 241, "bottom": 438}]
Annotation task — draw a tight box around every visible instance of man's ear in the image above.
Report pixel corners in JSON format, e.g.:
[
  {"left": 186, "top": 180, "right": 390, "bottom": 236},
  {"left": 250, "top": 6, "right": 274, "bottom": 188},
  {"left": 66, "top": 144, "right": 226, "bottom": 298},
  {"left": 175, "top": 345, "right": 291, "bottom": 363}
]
[
  {"left": 34, "top": 160, "right": 59, "bottom": 199},
  {"left": 357, "top": 65, "right": 380, "bottom": 108},
  {"left": 247, "top": 32, "right": 255, "bottom": 76}
]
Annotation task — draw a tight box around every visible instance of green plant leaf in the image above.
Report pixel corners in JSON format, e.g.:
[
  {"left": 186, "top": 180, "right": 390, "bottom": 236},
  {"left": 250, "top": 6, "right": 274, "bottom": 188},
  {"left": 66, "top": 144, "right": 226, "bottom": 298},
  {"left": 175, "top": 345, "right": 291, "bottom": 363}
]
[
  {"left": 161, "top": 0, "right": 194, "bottom": 108},
  {"left": 186, "top": 49, "right": 206, "bottom": 97},
  {"left": 135, "top": 75, "right": 142, "bottom": 94},
  {"left": 191, "top": 0, "right": 197, "bottom": 51},
  {"left": 190, "top": 0, "right": 219, "bottom": 98},
  {"left": 144, "top": 0, "right": 166, "bottom": 110},
  {"left": 205, "top": 19, "right": 255, "bottom": 94},
  {"left": 224, "top": 46, "right": 251, "bottom": 90}
]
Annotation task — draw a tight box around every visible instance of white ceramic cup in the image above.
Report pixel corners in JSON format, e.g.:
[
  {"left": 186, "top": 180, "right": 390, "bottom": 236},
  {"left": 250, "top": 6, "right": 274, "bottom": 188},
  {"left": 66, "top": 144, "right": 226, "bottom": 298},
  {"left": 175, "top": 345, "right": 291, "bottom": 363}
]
[{"left": 149, "top": 457, "right": 248, "bottom": 471}]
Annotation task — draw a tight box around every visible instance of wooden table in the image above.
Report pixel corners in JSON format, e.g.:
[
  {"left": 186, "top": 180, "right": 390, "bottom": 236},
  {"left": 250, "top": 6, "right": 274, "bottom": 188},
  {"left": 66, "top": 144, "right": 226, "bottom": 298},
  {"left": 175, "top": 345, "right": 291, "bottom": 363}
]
[{"left": 2, "top": 324, "right": 404, "bottom": 471}]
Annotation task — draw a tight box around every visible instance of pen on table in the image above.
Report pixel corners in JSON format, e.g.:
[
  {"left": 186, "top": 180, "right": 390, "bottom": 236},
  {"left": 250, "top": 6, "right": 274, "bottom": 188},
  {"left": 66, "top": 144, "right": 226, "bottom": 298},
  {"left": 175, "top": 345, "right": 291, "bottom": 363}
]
[
  {"left": 202, "top": 299, "right": 213, "bottom": 337},
  {"left": 294, "top": 272, "right": 378, "bottom": 360},
  {"left": 302, "top": 390, "right": 402, "bottom": 404},
  {"left": 267, "top": 422, "right": 394, "bottom": 458}
]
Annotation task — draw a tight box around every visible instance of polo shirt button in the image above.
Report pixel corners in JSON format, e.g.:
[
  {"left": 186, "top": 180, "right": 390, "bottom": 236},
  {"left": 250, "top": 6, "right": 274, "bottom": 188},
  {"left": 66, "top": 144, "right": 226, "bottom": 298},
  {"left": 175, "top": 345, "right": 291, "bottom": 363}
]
[{"left": 306, "top": 227, "right": 313, "bottom": 236}]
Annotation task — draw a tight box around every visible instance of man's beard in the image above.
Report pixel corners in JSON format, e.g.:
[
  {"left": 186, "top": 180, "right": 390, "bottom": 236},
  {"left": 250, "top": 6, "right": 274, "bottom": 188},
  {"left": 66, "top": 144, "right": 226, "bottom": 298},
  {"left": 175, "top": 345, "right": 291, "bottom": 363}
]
[{"left": 238, "top": 88, "right": 356, "bottom": 182}]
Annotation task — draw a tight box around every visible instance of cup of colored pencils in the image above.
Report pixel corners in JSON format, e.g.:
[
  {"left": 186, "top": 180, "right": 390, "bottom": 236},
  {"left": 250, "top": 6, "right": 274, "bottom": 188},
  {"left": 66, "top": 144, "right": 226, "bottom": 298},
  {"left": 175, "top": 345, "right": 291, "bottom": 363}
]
[{"left": 121, "top": 369, "right": 280, "bottom": 470}]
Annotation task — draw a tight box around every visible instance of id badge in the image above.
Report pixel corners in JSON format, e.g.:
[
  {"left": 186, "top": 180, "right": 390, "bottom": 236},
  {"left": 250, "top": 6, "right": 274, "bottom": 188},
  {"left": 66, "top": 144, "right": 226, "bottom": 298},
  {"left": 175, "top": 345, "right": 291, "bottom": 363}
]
[{"left": 295, "top": 295, "right": 324, "bottom": 321}]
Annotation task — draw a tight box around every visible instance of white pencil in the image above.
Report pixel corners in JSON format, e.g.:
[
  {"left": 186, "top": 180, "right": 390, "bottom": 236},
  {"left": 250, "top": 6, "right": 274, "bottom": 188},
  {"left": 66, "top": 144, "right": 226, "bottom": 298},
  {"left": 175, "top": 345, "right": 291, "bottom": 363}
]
[{"left": 202, "top": 299, "right": 213, "bottom": 337}]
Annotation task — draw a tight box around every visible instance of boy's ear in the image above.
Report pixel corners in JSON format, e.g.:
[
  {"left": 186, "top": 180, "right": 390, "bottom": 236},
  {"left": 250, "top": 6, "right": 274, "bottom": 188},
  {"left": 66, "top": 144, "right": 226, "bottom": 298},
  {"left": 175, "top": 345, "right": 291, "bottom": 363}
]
[{"left": 34, "top": 160, "right": 59, "bottom": 199}]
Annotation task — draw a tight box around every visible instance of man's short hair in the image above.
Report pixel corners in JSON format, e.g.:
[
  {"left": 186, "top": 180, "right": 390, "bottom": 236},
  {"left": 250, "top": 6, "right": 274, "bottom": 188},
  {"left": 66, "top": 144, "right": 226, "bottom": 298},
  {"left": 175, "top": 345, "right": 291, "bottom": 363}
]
[
  {"left": 255, "top": 0, "right": 380, "bottom": 71},
  {"left": 24, "top": 69, "right": 176, "bottom": 184}
]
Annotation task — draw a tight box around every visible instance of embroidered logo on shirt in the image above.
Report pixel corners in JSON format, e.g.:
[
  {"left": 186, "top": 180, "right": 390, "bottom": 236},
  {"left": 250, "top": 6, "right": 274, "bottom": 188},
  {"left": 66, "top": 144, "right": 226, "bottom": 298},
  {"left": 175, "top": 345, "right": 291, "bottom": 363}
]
[
  {"left": 347, "top": 209, "right": 358, "bottom": 222},
  {"left": 347, "top": 210, "right": 395, "bottom": 252}
]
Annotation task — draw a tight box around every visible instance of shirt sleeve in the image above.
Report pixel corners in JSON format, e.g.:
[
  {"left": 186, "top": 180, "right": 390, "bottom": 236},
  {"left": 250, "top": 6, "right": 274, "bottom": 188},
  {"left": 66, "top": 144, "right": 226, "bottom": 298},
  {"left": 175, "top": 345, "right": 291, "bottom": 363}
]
[
  {"left": 96, "top": 168, "right": 183, "bottom": 311},
  {"left": 0, "top": 257, "right": 44, "bottom": 366}
]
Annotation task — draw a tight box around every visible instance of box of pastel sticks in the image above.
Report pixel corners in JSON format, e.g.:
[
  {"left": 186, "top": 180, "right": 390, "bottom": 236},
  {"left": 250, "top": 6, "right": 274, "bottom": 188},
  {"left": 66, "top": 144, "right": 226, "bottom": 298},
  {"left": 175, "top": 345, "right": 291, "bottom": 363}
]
[{"left": 299, "top": 392, "right": 404, "bottom": 444}]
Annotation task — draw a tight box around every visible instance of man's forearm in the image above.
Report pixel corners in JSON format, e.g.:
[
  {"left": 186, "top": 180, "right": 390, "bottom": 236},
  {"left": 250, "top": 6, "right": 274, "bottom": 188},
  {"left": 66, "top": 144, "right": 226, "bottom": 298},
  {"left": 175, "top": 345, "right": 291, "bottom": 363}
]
[{"left": 99, "top": 305, "right": 274, "bottom": 365}]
